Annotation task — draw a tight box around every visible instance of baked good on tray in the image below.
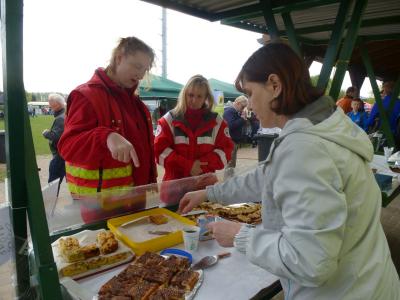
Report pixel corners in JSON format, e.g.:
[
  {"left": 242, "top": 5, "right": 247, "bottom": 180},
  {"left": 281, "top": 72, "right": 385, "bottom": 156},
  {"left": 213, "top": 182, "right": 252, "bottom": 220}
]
[
  {"left": 149, "top": 286, "right": 186, "bottom": 300},
  {"left": 170, "top": 269, "right": 200, "bottom": 291},
  {"left": 98, "top": 252, "right": 199, "bottom": 299},
  {"left": 149, "top": 214, "right": 169, "bottom": 225},
  {"left": 187, "top": 201, "right": 262, "bottom": 224},
  {"left": 55, "top": 230, "right": 131, "bottom": 278}
]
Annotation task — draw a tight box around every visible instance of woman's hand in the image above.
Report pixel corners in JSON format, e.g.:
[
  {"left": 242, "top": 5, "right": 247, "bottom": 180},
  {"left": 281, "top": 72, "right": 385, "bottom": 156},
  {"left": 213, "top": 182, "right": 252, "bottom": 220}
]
[
  {"left": 190, "top": 160, "right": 207, "bottom": 176},
  {"left": 107, "top": 132, "right": 140, "bottom": 167},
  {"left": 207, "top": 221, "right": 242, "bottom": 247},
  {"left": 178, "top": 190, "right": 207, "bottom": 214}
]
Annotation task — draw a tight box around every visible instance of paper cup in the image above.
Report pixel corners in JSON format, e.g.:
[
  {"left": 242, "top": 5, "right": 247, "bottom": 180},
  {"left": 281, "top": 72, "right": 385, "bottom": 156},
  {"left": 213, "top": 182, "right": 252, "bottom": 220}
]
[
  {"left": 384, "top": 147, "right": 393, "bottom": 160},
  {"left": 182, "top": 226, "right": 200, "bottom": 252}
]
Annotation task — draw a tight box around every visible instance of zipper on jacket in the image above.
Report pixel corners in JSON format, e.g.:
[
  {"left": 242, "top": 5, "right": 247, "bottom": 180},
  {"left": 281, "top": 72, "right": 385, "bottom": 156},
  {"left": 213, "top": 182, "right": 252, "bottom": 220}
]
[
  {"left": 97, "top": 167, "right": 103, "bottom": 192},
  {"left": 284, "top": 278, "right": 291, "bottom": 300}
]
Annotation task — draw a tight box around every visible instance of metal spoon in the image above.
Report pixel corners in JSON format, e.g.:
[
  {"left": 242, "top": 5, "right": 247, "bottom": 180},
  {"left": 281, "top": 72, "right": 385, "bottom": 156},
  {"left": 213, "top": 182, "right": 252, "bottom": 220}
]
[{"left": 191, "top": 252, "right": 231, "bottom": 270}]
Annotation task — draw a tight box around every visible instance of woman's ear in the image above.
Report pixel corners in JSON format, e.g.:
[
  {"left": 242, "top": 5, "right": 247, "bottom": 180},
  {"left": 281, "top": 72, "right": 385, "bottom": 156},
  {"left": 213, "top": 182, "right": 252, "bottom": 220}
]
[{"left": 267, "top": 74, "right": 282, "bottom": 98}]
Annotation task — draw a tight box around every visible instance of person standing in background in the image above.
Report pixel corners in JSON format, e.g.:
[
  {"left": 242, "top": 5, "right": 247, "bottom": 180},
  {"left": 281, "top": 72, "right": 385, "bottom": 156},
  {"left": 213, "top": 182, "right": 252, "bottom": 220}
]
[
  {"left": 336, "top": 86, "right": 357, "bottom": 114},
  {"left": 58, "top": 36, "right": 157, "bottom": 223},
  {"left": 42, "top": 93, "right": 66, "bottom": 183},
  {"left": 223, "top": 95, "right": 248, "bottom": 174},
  {"left": 365, "top": 80, "right": 400, "bottom": 134},
  {"left": 347, "top": 98, "right": 368, "bottom": 131},
  {"left": 154, "top": 75, "right": 233, "bottom": 204}
]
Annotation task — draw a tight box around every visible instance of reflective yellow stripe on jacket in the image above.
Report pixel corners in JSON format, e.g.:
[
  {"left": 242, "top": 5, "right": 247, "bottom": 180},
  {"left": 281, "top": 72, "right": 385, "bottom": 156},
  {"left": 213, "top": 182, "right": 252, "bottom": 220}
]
[{"left": 66, "top": 164, "right": 132, "bottom": 180}]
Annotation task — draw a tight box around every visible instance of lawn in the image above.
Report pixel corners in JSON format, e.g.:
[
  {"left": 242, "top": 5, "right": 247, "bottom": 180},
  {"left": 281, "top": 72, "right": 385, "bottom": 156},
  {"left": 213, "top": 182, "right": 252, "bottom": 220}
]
[{"left": 0, "top": 115, "right": 53, "bottom": 156}]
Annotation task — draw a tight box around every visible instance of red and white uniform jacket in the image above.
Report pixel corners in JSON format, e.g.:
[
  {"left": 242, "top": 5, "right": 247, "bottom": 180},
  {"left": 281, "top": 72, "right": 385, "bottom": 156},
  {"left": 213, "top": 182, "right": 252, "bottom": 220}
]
[{"left": 154, "top": 110, "right": 233, "bottom": 203}]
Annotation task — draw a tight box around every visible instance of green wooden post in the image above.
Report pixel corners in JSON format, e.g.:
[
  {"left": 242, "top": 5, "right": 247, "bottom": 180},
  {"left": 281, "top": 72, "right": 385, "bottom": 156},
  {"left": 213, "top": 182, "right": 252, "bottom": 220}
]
[
  {"left": 387, "top": 76, "right": 400, "bottom": 117},
  {"left": 1, "top": 0, "right": 63, "bottom": 298},
  {"left": 317, "top": 0, "right": 351, "bottom": 91},
  {"left": 1, "top": 0, "right": 31, "bottom": 296},
  {"left": 329, "top": 0, "right": 368, "bottom": 100},
  {"left": 281, "top": 12, "right": 302, "bottom": 57},
  {"left": 360, "top": 41, "right": 395, "bottom": 148},
  {"left": 261, "top": 0, "right": 280, "bottom": 40}
]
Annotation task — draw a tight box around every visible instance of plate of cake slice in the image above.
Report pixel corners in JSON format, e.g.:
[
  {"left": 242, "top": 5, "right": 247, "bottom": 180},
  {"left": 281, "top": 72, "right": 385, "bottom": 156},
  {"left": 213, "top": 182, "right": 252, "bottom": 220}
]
[
  {"left": 52, "top": 229, "right": 135, "bottom": 280},
  {"left": 96, "top": 251, "right": 203, "bottom": 300}
]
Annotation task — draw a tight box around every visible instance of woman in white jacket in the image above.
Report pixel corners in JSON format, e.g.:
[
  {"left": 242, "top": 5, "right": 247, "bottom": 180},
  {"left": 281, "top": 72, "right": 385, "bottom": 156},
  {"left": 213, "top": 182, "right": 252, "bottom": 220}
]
[{"left": 179, "top": 42, "right": 400, "bottom": 299}]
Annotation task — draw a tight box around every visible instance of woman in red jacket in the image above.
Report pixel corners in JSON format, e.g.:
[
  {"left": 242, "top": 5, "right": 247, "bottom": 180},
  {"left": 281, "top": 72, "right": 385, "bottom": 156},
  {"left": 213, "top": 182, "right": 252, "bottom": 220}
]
[
  {"left": 154, "top": 75, "right": 234, "bottom": 204},
  {"left": 58, "top": 36, "right": 157, "bottom": 222}
]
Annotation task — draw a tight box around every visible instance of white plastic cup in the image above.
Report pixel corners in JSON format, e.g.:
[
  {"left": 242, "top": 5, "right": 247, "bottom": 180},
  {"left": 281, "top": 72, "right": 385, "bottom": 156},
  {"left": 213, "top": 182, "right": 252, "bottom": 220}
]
[
  {"left": 182, "top": 226, "right": 200, "bottom": 252},
  {"left": 384, "top": 147, "right": 393, "bottom": 160}
]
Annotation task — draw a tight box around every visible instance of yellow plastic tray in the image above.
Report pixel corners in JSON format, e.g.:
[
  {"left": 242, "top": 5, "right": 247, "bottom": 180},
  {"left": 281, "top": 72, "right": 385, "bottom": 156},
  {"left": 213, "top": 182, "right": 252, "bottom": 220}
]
[{"left": 107, "top": 208, "right": 196, "bottom": 255}]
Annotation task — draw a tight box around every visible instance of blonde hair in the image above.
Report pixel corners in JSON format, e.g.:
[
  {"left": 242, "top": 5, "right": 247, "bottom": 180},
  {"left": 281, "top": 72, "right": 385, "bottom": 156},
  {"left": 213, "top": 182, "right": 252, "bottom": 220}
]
[
  {"left": 173, "top": 75, "right": 215, "bottom": 116},
  {"left": 108, "top": 36, "right": 155, "bottom": 73}
]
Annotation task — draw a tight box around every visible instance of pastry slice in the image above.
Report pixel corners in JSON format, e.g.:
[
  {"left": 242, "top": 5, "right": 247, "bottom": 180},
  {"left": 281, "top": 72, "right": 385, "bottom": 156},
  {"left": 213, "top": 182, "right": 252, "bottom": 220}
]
[
  {"left": 80, "top": 243, "right": 100, "bottom": 259},
  {"left": 143, "top": 265, "right": 174, "bottom": 285},
  {"left": 160, "top": 255, "right": 190, "bottom": 273},
  {"left": 135, "top": 252, "right": 165, "bottom": 267},
  {"left": 126, "top": 280, "right": 158, "bottom": 300},
  {"left": 149, "top": 214, "right": 168, "bottom": 225},
  {"left": 100, "top": 238, "right": 119, "bottom": 255},
  {"left": 171, "top": 270, "right": 199, "bottom": 291},
  {"left": 149, "top": 286, "right": 185, "bottom": 300}
]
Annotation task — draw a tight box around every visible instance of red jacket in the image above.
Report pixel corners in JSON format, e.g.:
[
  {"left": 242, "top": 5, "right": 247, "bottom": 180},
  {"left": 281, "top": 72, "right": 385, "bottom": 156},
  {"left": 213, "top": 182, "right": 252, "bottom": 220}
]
[
  {"left": 154, "top": 110, "right": 233, "bottom": 203},
  {"left": 58, "top": 68, "right": 156, "bottom": 221}
]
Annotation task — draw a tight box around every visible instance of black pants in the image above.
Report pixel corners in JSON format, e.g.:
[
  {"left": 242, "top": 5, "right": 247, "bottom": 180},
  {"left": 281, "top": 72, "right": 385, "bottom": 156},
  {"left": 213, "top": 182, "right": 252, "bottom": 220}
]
[{"left": 48, "top": 154, "right": 66, "bottom": 183}]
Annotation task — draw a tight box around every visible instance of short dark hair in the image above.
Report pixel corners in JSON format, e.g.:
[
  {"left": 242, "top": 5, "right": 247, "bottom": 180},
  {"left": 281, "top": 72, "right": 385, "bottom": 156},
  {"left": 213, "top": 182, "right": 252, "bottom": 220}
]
[
  {"left": 235, "top": 42, "right": 323, "bottom": 116},
  {"left": 346, "top": 86, "right": 357, "bottom": 96}
]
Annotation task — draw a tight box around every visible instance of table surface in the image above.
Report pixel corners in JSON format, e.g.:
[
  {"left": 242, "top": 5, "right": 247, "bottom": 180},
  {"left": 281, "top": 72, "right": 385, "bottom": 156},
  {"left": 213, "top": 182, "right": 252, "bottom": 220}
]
[{"left": 62, "top": 238, "right": 278, "bottom": 300}]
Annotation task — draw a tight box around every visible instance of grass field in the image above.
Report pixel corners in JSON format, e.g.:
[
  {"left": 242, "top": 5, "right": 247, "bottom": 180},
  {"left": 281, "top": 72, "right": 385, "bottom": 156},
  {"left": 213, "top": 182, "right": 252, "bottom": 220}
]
[{"left": 0, "top": 115, "right": 53, "bottom": 156}]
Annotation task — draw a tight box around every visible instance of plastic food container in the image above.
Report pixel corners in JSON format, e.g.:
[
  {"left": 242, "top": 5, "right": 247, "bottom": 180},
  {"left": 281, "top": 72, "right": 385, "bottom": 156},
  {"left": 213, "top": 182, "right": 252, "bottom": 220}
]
[{"left": 107, "top": 208, "right": 195, "bottom": 255}]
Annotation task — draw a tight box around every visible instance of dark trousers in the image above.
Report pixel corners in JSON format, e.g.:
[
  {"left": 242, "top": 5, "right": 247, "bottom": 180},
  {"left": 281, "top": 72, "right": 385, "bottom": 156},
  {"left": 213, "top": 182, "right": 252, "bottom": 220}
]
[{"left": 48, "top": 154, "right": 66, "bottom": 183}]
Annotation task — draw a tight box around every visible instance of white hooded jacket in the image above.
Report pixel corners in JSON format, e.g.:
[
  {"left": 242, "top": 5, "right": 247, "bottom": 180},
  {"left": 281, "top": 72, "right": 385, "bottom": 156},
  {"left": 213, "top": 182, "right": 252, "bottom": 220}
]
[{"left": 207, "top": 96, "right": 400, "bottom": 299}]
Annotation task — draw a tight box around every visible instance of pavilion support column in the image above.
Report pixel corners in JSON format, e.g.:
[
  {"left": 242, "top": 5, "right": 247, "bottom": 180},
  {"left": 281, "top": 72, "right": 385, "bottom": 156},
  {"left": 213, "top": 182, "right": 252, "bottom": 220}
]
[
  {"left": 260, "top": 0, "right": 280, "bottom": 40},
  {"left": 387, "top": 76, "right": 400, "bottom": 117},
  {"left": 281, "top": 12, "right": 302, "bottom": 57},
  {"left": 329, "top": 0, "right": 369, "bottom": 100},
  {"left": 1, "top": 0, "right": 30, "bottom": 296},
  {"left": 348, "top": 64, "right": 366, "bottom": 96},
  {"left": 1, "top": 0, "right": 62, "bottom": 298},
  {"left": 317, "top": 0, "right": 352, "bottom": 91},
  {"left": 360, "top": 40, "right": 395, "bottom": 148}
]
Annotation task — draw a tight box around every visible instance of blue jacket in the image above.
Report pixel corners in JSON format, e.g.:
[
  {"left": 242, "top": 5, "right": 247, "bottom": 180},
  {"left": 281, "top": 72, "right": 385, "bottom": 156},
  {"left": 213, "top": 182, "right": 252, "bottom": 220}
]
[
  {"left": 223, "top": 106, "right": 245, "bottom": 143},
  {"left": 365, "top": 94, "right": 400, "bottom": 133},
  {"left": 347, "top": 111, "right": 368, "bottom": 131}
]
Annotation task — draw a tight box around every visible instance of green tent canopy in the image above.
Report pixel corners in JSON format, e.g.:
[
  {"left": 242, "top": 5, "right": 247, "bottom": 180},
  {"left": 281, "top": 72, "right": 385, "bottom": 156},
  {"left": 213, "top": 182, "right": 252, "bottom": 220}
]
[
  {"left": 208, "top": 78, "right": 242, "bottom": 100},
  {"left": 139, "top": 74, "right": 183, "bottom": 98}
]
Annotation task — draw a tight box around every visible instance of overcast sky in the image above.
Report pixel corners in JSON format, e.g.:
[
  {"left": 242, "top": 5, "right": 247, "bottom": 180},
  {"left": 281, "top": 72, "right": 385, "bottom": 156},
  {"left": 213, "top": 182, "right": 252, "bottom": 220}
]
[{"left": 0, "top": 0, "right": 373, "bottom": 97}]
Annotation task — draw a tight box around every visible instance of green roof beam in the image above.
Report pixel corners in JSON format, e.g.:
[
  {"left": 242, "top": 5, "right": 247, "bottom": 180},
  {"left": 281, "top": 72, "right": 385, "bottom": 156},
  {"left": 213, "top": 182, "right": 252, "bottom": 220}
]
[
  {"left": 317, "top": 0, "right": 351, "bottom": 90},
  {"left": 330, "top": 0, "right": 368, "bottom": 100},
  {"left": 261, "top": 0, "right": 280, "bottom": 40},
  {"left": 284, "top": 15, "right": 400, "bottom": 35},
  {"left": 360, "top": 38, "right": 395, "bottom": 148},
  {"left": 281, "top": 12, "right": 302, "bottom": 56},
  {"left": 140, "top": 0, "right": 214, "bottom": 21},
  {"left": 218, "top": 0, "right": 340, "bottom": 24},
  {"left": 224, "top": 21, "right": 267, "bottom": 34}
]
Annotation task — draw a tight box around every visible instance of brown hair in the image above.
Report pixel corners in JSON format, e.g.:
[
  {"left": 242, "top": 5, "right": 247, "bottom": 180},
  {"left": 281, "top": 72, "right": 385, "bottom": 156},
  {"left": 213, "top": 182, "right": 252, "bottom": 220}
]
[
  {"left": 173, "top": 75, "right": 215, "bottom": 116},
  {"left": 108, "top": 37, "right": 155, "bottom": 73},
  {"left": 235, "top": 42, "right": 323, "bottom": 116},
  {"left": 345, "top": 86, "right": 357, "bottom": 97}
]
